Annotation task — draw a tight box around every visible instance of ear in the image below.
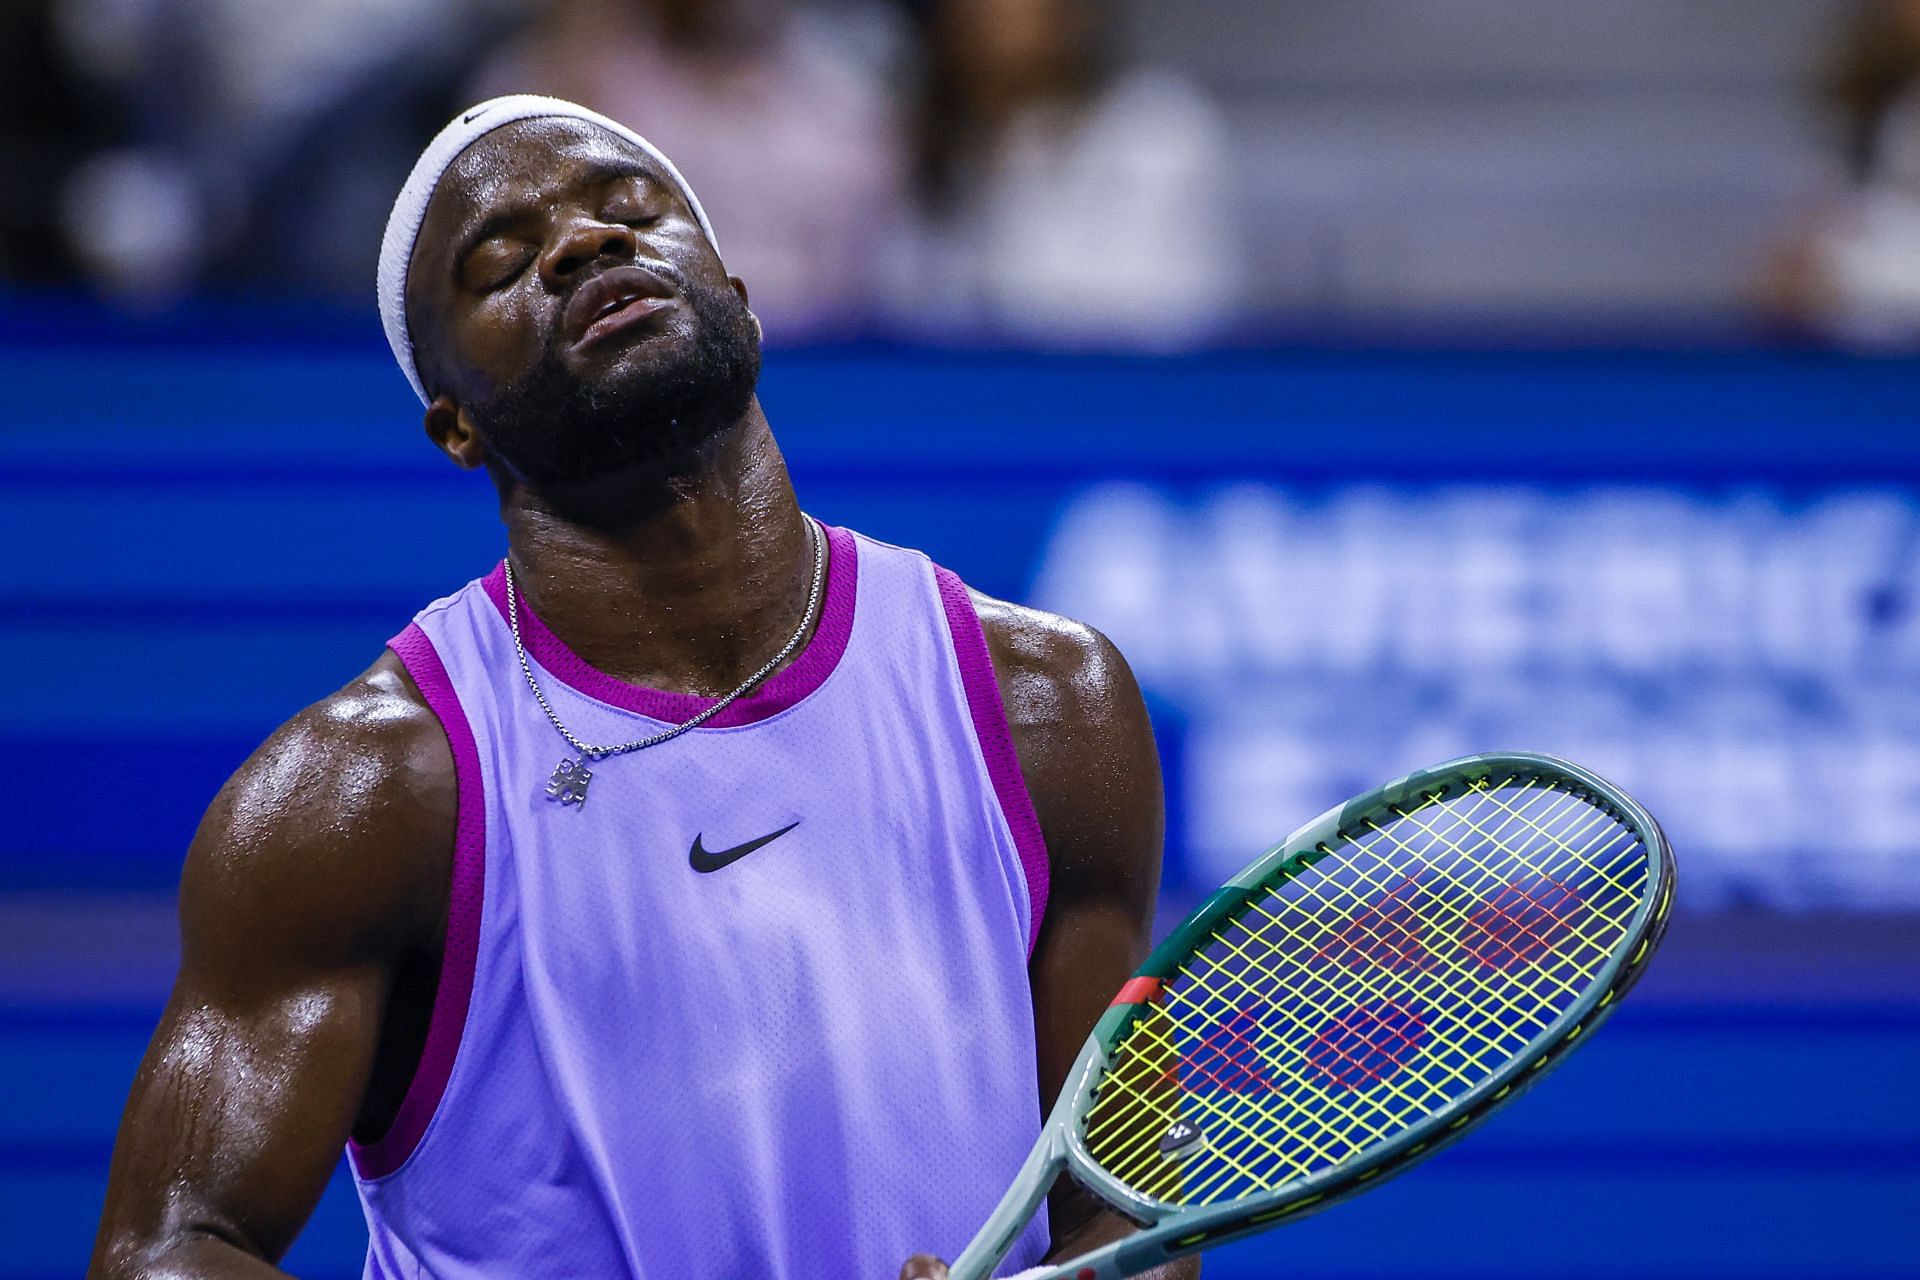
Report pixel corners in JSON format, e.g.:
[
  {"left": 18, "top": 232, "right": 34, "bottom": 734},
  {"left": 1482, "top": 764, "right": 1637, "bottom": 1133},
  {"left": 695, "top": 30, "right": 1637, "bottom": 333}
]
[
  {"left": 424, "top": 395, "right": 486, "bottom": 470},
  {"left": 730, "top": 275, "right": 763, "bottom": 345}
]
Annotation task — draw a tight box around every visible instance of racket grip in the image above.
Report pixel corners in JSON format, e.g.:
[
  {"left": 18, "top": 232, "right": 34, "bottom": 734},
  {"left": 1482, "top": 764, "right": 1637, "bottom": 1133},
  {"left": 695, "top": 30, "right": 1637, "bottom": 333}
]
[{"left": 947, "top": 1129, "right": 1059, "bottom": 1280}]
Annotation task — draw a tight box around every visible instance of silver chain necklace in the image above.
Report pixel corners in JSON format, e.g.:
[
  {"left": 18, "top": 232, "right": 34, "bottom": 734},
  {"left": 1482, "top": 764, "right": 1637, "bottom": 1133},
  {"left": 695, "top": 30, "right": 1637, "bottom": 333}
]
[{"left": 505, "top": 517, "right": 826, "bottom": 808}]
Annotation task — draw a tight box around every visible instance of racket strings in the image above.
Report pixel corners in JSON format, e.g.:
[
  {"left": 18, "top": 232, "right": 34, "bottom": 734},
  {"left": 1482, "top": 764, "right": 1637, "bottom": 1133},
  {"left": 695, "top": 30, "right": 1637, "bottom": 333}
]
[
  {"left": 1332, "top": 788, "right": 1641, "bottom": 1004},
  {"left": 1087, "top": 797, "right": 1634, "bottom": 1203},
  {"left": 1202, "top": 779, "right": 1641, "bottom": 1063},
  {"left": 1400, "top": 781, "right": 1642, "bottom": 916},
  {"left": 1080, "top": 783, "right": 1591, "bottom": 1167},
  {"left": 1109, "top": 1011, "right": 1367, "bottom": 1193},
  {"left": 1159, "top": 782, "right": 1643, "bottom": 1151},
  {"left": 1082, "top": 773, "right": 1651, "bottom": 1208},
  {"left": 1087, "top": 779, "right": 1635, "bottom": 1159},
  {"left": 1259, "top": 783, "right": 1629, "bottom": 1018},
  {"left": 1090, "top": 778, "right": 1647, "bottom": 1198},
  {"left": 1110, "top": 836, "right": 1619, "bottom": 1203},
  {"left": 1086, "top": 804, "right": 1613, "bottom": 1198}
]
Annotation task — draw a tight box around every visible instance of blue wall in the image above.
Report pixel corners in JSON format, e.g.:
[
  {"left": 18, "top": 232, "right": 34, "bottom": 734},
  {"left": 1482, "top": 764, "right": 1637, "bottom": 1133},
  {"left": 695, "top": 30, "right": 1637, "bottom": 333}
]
[
  {"left": 11, "top": 1003, "right": 1916, "bottom": 1280},
  {"left": 7, "top": 337, "right": 1920, "bottom": 893},
  {"left": 4, "top": 327, "right": 1917, "bottom": 1276}
]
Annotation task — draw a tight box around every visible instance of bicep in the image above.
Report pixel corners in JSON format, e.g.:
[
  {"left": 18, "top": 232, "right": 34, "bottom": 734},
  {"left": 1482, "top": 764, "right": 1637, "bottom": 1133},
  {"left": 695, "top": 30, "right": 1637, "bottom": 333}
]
[
  {"left": 1017, "top": 626, "right": 1165, "bottom": 1102},
  {"left": 92, "top": 680, "right": 450, "bottom": 1276}
]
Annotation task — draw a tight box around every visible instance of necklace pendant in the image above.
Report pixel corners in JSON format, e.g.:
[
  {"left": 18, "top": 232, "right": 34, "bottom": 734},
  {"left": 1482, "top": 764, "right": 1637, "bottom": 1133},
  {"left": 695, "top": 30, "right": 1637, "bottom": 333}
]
[{"left": 545, "top": 757, "right": 594, "bottom": 807}]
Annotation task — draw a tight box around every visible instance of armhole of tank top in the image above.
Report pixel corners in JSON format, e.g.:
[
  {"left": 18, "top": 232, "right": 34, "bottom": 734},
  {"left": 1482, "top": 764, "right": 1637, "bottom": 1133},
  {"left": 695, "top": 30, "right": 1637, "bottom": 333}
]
[
  {"left": 930, "top": 565, "right": 1049, "bottom": 957},
  {"left": 348, "top": 620, "right": 487, "bottom": 1182}
]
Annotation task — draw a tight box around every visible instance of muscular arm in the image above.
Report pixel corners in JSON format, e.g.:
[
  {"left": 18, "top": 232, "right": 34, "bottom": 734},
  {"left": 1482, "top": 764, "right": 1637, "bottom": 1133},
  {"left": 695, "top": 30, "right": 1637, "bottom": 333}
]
[
  {"left": 89, "top": 654, "right": 452, "bottom": 1280},
  {"left": 910, "top": 591, "right": 1194, "bottom": 1279}
]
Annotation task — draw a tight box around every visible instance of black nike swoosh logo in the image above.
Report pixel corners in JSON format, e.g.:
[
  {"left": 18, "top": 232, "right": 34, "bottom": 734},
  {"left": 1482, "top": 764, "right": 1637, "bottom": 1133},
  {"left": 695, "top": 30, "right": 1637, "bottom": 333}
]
[
  {"left": 463, "top": 109, "right": 488, "bottom": 124},
  {"left": 689, "top": 821, "right": 800, "bottom": 873}
]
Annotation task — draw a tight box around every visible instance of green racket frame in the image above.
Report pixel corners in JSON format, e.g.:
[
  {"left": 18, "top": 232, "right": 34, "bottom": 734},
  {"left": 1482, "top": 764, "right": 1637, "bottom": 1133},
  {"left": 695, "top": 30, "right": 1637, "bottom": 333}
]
[{"left": 948, "top": 752, "right": 1675, "bottom": 1280}]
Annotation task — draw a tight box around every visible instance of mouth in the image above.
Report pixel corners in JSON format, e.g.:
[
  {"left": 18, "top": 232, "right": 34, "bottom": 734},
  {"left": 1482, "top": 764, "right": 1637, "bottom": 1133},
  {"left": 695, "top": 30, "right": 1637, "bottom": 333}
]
[{"left": 567, "top": 264, "right": 679, "bottom": 353}]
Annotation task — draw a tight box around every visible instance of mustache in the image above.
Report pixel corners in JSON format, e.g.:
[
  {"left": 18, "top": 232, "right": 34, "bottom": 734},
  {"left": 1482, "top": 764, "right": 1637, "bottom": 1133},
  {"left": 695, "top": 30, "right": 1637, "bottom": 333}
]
[{"left": 555, "top": 261, "right": 690, "bottom": 356}]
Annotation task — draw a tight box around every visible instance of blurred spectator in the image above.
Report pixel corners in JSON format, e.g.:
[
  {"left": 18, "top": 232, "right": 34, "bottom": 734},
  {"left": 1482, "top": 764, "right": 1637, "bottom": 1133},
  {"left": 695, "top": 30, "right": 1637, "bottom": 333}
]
[
  {"left": 474, "top": 0, "right": 907, "bottom": 341},
  {"left": 1758, "top": 0, "right": 1920, "bottom": 346},
  {"left": 883, "top": 0, "right": 1243, "bottom": 350},
  {"left": 0, "top": 2, "right": 117, "bottom": 286},
  {"left": 42, "top": 0, "right": 509, "bottom": 303}
]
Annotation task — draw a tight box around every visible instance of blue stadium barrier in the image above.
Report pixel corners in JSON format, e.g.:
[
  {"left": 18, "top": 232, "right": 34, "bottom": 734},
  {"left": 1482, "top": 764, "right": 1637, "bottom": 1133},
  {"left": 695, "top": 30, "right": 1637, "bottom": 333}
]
[{"left": 4, "top": 321, "right": 1917, "bottom": 1277}]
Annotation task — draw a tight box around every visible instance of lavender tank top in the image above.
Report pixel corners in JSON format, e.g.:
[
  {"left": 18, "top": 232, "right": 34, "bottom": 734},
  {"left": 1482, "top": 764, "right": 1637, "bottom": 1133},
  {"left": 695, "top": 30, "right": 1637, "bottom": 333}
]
[{"left": 347, "top": 524, "right": 1052, "bottom": 1279}]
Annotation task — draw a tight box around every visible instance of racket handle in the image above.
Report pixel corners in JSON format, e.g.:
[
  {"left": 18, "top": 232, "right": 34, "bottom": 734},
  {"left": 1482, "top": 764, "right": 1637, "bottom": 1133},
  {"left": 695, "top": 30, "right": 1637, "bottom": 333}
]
[{"left": 947, "top": 1129, "right": 1060, "bottom": 1280}]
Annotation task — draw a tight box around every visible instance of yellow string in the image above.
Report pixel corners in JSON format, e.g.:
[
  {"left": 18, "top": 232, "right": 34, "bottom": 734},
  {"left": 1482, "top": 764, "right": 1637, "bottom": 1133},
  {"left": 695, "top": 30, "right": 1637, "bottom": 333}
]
[
  {"left": 1081, "top": 773, "right": 1650, "bottom": 1209},
  {"left": 1153, "top": 780, "right": 1631, "bottom": 1103},
  {"left": 1404, "top": 780, "right": 1638, "bottom": 904}
]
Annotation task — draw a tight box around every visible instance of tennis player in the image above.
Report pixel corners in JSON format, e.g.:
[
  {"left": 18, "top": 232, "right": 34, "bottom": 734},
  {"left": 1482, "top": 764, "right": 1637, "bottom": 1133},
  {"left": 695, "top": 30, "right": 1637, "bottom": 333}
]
[{"left": 89, "top": 96, "right": 1192, "bottom": 1280}]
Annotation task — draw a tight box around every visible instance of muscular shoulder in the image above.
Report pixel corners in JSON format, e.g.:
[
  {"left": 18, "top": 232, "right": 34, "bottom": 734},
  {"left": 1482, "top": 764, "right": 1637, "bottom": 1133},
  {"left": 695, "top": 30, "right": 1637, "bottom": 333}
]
[
  {"left": 179, "top": 650, "right": 455, "bottom": 975},
  {"left": 970, "top": 591, "right": 1131, "bottom": 742},
  {"left": 969, "top": 589, "right": 1162, "bottom": 892}
]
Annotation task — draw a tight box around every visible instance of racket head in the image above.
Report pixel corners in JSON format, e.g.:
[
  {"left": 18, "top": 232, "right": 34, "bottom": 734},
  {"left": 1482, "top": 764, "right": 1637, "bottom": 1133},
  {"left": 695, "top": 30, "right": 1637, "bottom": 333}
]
[{"left": 1058, "top": 752, "right": 1675, "bottom": 1262}]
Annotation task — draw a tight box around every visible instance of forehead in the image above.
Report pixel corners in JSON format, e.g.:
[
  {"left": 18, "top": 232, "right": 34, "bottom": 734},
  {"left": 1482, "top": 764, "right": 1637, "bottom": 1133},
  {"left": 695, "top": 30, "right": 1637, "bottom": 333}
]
[
  {"left": 412, "top": 119, "right": 679, "bottom": 268},
  {"left": 449, "top": 118, "right": 666, "bottom": 214}
]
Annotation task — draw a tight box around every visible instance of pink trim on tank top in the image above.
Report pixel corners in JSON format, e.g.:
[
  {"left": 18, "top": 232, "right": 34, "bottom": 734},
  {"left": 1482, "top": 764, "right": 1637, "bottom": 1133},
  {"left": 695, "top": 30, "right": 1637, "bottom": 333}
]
[
  {"left": 349, "top": 622, "right": 487, "bottom": 1181},
  {"left": 480, "top": 522, "right": 858, "bottom": 727},
  {"left": 932, "top": 566, "right": 1049, "bottom": 956}
]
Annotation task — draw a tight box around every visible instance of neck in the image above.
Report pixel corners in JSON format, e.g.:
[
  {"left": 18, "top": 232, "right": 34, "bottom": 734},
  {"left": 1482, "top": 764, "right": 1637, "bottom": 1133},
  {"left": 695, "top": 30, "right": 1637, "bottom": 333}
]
[{"left": 500, "top": 405, "right": 816, "bottom": 696}]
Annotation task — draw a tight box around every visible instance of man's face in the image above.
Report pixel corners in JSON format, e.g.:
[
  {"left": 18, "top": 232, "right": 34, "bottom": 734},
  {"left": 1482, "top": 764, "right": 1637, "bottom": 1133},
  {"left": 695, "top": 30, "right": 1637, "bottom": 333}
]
[{"left": 407, "top": 119, "right": 761, "bottom": 491}]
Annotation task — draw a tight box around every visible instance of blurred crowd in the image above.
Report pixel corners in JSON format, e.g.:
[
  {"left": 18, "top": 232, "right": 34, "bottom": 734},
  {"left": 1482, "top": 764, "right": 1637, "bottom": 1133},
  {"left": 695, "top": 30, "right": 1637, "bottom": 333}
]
[
  {"left": 0, "top": 0, "right": 1241, "bottom": 348},
  {"left": 1759, "top": 0, "right": 1920, "bottom": 346},
  {"left": 6, "top": 0, "right": 1920, "bottom": 348}
]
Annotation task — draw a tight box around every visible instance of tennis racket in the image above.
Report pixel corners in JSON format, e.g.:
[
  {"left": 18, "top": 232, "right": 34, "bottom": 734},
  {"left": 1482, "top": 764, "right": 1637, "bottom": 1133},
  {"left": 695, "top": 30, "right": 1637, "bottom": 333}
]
[{"left": 950, "top": 752, "right": 1674, "bottom": 1280}]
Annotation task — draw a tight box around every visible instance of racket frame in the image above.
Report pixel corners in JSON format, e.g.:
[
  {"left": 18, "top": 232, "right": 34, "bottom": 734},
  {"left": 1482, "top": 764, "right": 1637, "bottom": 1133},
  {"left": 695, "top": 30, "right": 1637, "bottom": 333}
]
[{"left": 949, "top": 752, "right": 1674, "bottom": 1280}]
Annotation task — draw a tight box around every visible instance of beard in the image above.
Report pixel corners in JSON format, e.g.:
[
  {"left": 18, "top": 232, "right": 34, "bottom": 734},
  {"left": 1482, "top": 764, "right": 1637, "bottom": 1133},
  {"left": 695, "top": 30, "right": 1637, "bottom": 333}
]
[{"left": 469, "top": 270, "right": 762, "bottom": 495}]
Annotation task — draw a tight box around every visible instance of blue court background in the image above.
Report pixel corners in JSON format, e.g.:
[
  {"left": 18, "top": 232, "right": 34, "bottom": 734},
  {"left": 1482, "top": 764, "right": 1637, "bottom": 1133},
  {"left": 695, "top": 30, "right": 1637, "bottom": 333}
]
[{"left": 3, "top": 313, "right": 1917, "bottom": 1276}]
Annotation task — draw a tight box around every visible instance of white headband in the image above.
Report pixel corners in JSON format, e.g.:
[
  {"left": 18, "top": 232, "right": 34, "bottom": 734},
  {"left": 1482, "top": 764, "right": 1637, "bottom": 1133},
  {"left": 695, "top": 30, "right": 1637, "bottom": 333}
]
[{"left": 377, "top": 94, "right": 719, "bottom": 406}]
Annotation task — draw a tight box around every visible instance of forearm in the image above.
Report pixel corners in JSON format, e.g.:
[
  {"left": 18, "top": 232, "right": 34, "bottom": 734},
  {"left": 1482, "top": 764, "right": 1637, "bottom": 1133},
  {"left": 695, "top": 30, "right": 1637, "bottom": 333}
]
[
  {"left": 92, "top": 1232, "right": 295, "bottom": 1280},
  {"left": 91, "top": 680, "right": 447, "bottom": 1280}
]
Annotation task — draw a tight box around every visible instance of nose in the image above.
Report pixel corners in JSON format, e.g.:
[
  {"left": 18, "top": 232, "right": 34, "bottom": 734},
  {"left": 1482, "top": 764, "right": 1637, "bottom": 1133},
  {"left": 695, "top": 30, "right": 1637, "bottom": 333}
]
[{"left": 538, "top": 217, "right": 638, "bottom": 288}]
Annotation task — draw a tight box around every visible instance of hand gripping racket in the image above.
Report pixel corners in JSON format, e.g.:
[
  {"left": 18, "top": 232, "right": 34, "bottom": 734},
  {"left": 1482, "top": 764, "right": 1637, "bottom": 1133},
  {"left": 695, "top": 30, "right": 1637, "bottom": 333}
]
[{"left": 950, "top": 752, "right": 1675, "bottom": 1280}]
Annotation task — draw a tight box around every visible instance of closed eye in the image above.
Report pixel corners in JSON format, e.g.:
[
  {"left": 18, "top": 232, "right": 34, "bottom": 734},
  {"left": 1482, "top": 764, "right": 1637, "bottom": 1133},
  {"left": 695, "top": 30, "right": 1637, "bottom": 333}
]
[
  {"left": 484, "top": 256, "right": 533, "bottom": 291},
  {"left": 602, "top": 178, "right": 668, "bottom": 230},
  {"left": 466, "top": 242, "right": 535, "bottom": 293}
]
